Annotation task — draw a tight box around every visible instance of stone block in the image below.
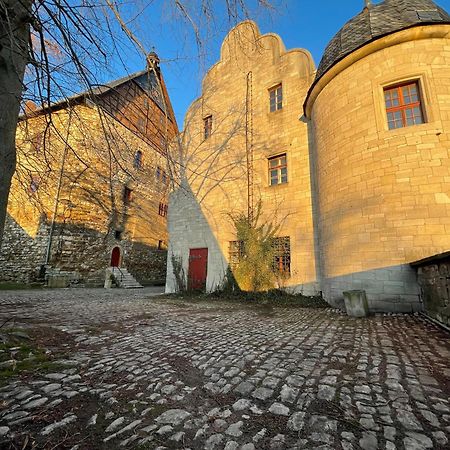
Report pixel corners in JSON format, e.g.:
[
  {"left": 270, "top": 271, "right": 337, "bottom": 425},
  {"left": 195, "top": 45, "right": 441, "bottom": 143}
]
[{"left": 343, "top": 290, "right": 369, "bottom": 317}]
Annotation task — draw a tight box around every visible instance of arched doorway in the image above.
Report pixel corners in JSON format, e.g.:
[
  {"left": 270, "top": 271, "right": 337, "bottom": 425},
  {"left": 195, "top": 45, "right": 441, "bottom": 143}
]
[{"left": 110, "top": 247, "right": 121, "bottom": 267}]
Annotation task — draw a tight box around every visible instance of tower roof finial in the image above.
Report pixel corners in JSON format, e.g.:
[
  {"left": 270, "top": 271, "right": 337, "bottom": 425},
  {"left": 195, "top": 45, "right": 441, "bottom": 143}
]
[{"left": 365, "top": 0, "right": 372, "bottom": 7}]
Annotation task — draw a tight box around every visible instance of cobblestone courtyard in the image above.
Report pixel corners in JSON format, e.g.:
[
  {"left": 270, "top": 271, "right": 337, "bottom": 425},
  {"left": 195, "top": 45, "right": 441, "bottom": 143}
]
[{"left": 0, "top": 288, "right": 449, "bottom": 449}]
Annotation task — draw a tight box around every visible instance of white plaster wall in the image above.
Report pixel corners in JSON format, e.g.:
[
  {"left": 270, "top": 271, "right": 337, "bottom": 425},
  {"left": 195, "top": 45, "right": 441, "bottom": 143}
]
[{"left": 165, "top": 182, "right": 228, "bottom": 293}]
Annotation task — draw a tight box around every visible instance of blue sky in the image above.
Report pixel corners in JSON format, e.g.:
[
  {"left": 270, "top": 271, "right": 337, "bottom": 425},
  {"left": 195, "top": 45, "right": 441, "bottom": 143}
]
[{"left": 109, "top": 0, "right": 450, "bottom": 126}]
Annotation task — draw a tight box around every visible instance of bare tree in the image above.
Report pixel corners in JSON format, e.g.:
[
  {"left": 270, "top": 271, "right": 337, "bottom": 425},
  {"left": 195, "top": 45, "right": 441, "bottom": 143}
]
[{"left": 0, "top": 0, "right": 278, "bottom": 248}]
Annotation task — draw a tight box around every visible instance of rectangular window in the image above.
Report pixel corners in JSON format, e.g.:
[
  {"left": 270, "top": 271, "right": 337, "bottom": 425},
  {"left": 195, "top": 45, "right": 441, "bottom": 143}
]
[
  {"left": 271, "top": 236, "right": 291, "bottom": 275},
  {"left": 158, "top": 202, "right": 168, "bottom": 217},
  {"left": 268, "top": 154, "right": 288, "bottom": 186},
  {"left": 269, "top": 84, "right": 283, "bottom": 112},
  {"left": 204, "top": 115, "right": 212, "bottom": 139},
  {"left": 123, "top": 187, "right": 132, "bottom": 205},
  {"left": 228, "top": 237, "right": 290, "bottom": 275},
  {"left": 384, "top": 82, "right": 424, "bottom": 130}
]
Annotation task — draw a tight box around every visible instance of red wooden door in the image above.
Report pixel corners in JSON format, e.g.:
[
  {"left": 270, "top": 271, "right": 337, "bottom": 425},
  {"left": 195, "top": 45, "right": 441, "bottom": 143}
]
[
  {"left": 111, "top": 247, "right": 121, "bottom": 267},
  {"left": 188, "top": 248, "right": 208, "bottom": 290}
]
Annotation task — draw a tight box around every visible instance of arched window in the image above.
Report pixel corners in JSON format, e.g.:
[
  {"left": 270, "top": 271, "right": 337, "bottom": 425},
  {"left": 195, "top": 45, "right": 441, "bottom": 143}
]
[{"left": 134, "top": 150, "right": 143, "bottom": 168}]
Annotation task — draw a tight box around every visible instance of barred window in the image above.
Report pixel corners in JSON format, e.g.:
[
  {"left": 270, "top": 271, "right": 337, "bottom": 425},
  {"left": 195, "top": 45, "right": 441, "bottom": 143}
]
[
  {"left": 271, "top": 236, "right": 291, "bottom": 275},
  {"left": 228, "top": 237, "right": 290, "bottom": 275}
]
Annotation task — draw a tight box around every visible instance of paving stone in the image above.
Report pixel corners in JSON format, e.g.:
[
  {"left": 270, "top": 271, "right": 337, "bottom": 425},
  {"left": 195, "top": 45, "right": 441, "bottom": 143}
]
[
  {"left": 268, "top": 402, "right": 289, "bottom": 416},
  {"left": 287, "top": 412, "right": 305, "bottom": 431},
  {"left": 205, "top": 434, "right": 224, "bottom": 449},
  {"left": 41, "top": 415, "right": 77, "bottom": 435},
  {"left": 359, "top": 432, "right": 378, "bottom": 450},
  {"left": 105, "top": 417, "right": 125, "bottom": 433},
  {"left": 232, "top": 399, "right": 252, "bottom": 411},
  {"left": 252, "top": 387, "right": 273, "bottom": 401},
  {"left": 226, "top": 421, "right": 243, "bottom": 437},
  {"left": 0, "top": 427, "right": 9, "bottom": 437},
  {"left": 156, "top": 409, "right": 191, "bottom": 426},
  {"left": 23, "top": 397, "right": 48, "bottom": 410}
]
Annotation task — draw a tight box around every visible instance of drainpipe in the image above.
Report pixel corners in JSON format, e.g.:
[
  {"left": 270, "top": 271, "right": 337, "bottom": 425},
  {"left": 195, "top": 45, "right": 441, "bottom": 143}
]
[{"left": 44, "top": 109, "right": 72, "bottom": 265}]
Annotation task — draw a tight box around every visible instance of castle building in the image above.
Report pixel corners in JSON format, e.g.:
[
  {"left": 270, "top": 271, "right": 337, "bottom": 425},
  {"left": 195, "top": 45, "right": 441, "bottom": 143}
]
[
  {"left": 0, "top": 55, "right": 178, "bottom": 286},
  {"left": 165, "top": 0, "right": 450, "bottom": 315}
]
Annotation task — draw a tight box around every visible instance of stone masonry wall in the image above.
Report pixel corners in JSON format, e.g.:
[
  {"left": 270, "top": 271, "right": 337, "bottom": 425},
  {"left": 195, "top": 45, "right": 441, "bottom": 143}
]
[{"left": 309, "top": 27, "right": 450, "bottom": 309}]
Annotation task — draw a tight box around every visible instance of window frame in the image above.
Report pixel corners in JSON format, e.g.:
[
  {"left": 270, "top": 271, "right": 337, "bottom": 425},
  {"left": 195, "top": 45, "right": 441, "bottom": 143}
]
[
  {"left": 383, "top": 81, "right": 425, "bottom": 130},
  {"left": 269, "top": 84, "right": 283, "bottom": 112},
  {"left": 203, "top": 115, "right": 212, "bottom": 139},
  {"left": 268, "top": 153, "right": 288, "bottom": 186},
  {"left": 133, "top": 150, "right": 143, "bottom": 169},
  {"left": 123, "top": 187, "right": 133, "bottom": 205}
]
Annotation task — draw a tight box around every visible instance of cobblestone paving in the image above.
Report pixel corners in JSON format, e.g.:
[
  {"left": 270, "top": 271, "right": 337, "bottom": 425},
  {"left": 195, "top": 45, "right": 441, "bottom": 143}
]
[{"left": 0, "top": 288, "right": 449, "bottom": 449}]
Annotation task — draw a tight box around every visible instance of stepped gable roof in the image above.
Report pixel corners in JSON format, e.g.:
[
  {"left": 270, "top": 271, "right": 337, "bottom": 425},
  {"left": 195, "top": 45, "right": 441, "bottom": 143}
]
[{"left": 315, "top": 0, "right": 450, "bottom": 82}]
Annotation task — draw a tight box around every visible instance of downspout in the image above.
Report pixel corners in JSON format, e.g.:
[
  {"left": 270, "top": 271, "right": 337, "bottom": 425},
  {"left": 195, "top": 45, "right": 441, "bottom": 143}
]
[{"left": 44, "top": 109, "right": 72, "bottom": 265}]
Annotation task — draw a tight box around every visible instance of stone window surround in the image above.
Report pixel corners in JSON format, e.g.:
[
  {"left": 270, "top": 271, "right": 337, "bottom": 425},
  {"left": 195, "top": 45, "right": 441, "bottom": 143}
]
[
  {"left": 372, "top": 70, "right": 442, "bottom": 137},
  {"left": 268, "top": 153, "right": 288, "bottom": 186},
  {"left": 269, "top": 83, "right": 283, "bottom": 112}
]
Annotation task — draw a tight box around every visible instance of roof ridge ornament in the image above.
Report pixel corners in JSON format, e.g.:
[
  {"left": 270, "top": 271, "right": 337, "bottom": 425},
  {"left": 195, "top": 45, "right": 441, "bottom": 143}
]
[{"left": 365, "top": 0, "right": 372, "bottom": 7}]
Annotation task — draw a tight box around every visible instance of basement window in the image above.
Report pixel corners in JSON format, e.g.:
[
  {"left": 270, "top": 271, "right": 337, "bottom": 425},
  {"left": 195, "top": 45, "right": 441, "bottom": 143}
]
[
  {"left": 384, "top": 81, "right": 424, "bottom": 130},
  {"left": 203, "top": 115, "right": 212, "bottom": 139},
  {"left": 269, "top": 84, "right": 283, "bottom": 112},
  {"left": 271, "top": 236, "right": 291, "bottom": 275},
  {"left": 268, "top": 154, "right": 287, "bottom": 186}
]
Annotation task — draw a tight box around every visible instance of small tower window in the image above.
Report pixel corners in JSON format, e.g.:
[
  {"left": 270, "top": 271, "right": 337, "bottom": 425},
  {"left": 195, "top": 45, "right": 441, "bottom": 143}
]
[
  {"left": 384, "top": 82, "right": 424, "bottom": 130},
  {"left": 269, "top": 84, "right": 283, "bottom": 112},
  {"left": 203, "top": 115, "right": 212, "bottom": 139},
  {"left": 123, "top": 187, "right": 133, "bottom": 205},
  {"left": 134, "top": 150, "right": 143, "bottom": 168}
]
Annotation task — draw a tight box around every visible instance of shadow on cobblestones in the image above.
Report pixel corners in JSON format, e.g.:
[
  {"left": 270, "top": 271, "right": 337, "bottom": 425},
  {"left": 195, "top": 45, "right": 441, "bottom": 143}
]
[{"left": 0, "top": 288, "right": 448, "bottom": 449}]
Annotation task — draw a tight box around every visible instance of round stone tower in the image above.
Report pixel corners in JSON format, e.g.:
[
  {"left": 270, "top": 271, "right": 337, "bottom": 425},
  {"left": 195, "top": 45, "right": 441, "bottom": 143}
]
[{"left": 304, "top": 0, "right": 450, "bottom": 311}]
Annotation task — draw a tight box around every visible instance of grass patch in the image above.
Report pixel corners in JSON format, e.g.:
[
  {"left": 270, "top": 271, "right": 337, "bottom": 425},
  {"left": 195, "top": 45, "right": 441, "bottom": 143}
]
[
  {"left": 0, "top": 329, "right": 70, "bottom": 385},
  {"left": 162, "top": 288, "right": 329, "bottom": 309},
  {"left": 0, "top": 282, "right": 44, "bottom": 290}
]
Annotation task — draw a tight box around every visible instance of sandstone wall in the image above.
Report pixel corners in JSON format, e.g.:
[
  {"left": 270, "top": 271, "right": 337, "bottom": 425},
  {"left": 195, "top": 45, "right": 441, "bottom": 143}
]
[{"left": 308, "top": 26, "right": 450, "bottom": 310}]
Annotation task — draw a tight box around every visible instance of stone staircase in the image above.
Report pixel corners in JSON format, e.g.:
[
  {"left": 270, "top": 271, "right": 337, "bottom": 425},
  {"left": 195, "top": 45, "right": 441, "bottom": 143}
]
[{"left": 110, "top": 267, "right": 143, "bottom": 289}]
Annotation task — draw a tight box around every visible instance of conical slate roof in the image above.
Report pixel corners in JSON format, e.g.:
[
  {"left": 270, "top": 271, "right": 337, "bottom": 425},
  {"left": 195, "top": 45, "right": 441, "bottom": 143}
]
[{"left": 315, "top": 0, "right": 450, "bottom": 81}]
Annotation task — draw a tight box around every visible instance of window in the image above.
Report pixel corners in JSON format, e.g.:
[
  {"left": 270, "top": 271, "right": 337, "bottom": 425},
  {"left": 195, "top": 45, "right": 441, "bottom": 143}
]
[
  {"left": 156, "top": 166, "right": 168, "bottom": 185},
  {"left": 31, "top": 132, "right": 43, "bottom": 152},
  {"left": 29, "top": 175, "right": 40, "bottom": 193},
  {"left": 268, "top": 154, "right": 287, "bottom": 186},
  {"left": 133, "top": 150, "right": 143, "bottom": 169},
  {"left": 269, "top": 84, "right": 283, "bottom": 112},
  {"left": 204, "top": 115, "right": 212, "bottom": 139},
  {"left": 114, "top": 230, "right": 122, "bottom": 240},
  {"left": 137, "top": 117, "right": 145, "bottom": 132},
  {"left": 158, "top": 202, "right": 168, "bottom": 217},
  {"left": 228, "top": 237, "right": 290, "bottom": 275},
  {"left": 123, "top": 187, "right": 132, "bottom": 205},
  {"left": 271, "top": 237, "right": 291, "bottom": 275},
  {"left": 384, "top": 82, "right": 424, "bottom": 130},
  {"left": 158, "top": 240, "right": 163, "bottom": 250}
]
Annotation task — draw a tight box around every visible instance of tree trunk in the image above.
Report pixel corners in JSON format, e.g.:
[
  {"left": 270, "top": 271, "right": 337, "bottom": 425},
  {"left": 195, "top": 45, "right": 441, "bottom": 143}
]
[{"left": 0, "top": 0, "right": 31, "bottom": 249}]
